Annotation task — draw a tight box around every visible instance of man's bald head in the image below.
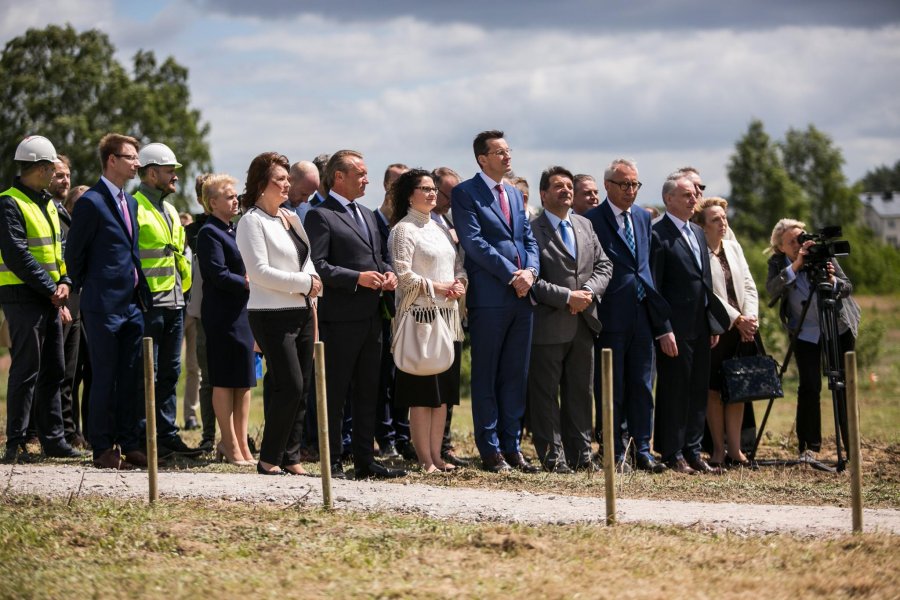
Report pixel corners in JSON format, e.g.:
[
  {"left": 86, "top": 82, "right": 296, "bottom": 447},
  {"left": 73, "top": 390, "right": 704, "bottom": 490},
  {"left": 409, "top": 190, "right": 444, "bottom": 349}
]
[{"left": 288, "top": 160, "right": 320, "bottom": 206}]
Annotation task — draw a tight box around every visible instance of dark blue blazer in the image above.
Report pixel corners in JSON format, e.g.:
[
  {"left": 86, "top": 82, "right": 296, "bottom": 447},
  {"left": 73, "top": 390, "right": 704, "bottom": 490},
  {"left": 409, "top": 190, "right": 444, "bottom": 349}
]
[
  {"left": 196, "top": 216, "right": 248, "bottom": 315},
  {"left": 64, "top": 179, "right": 151, "bottom": 314},
  {"left": 585, "top": 200, "right": 667, "bottom": 333},
  {"left": 650, "top": 215, "right": 729, "bottom": 339},
  {"left": 451, "top": 173, "right": 539, "bottom": 308}
]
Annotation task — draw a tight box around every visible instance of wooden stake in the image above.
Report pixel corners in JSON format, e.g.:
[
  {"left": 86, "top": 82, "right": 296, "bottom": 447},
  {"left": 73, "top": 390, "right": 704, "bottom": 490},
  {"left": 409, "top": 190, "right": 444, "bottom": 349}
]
[
  {"left": 315, "top": 341, "right": 332, "bottom": 510},
  {"left": 846, "top": 351, "right": 863, "bottom": 533},
  {"left": 601, "top": 348, "right": 616, "bottom": 525},
  {"left": 142, "top": 337, "right": 158, "bottom": 504}
]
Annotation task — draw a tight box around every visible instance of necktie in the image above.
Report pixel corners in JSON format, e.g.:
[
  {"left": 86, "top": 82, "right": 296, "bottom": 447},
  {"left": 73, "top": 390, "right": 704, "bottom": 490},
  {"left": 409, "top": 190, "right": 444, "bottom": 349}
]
[
  {"left": 118, "top": 190, "right": 133, "bottom": 238},
  {"left": 495, "top": 184, "right": 511, "bottom": 226},
  {"left": 622, "top": 212, "right": 645, "bottom": 300},
  {"left": 347, "top": 202, "right": 371, "bottom": 243},
  {"left": 558, "top": 220, "right": 576, "bottom": 258},
  {"left": 683, "top": 223, "right": 702, "bottom": 268}
]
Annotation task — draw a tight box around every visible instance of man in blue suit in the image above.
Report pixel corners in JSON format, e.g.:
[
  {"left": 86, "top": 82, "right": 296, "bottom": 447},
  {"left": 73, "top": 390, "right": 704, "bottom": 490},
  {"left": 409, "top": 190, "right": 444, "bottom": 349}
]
[
  {"left": 585, "top": 159, "right": 669, "bottom": 473},
  {"left": 451, "top": 130, "right": 540, "bottom": 473},
  {"left": 65, "top": 133, "right": 152, "bottom": 470}
]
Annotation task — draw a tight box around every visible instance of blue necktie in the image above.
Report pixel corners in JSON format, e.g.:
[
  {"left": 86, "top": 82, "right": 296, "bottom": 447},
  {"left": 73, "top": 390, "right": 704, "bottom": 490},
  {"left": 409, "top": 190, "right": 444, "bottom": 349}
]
[
  {"left": 622, "top": 212, "right": 645, "bottom": 300},
  {"left": 683, "top": 223, "right": 702, "bottom": 268},
  {"left": 559, "top": 220, "right": 576, "bottom": 258}
]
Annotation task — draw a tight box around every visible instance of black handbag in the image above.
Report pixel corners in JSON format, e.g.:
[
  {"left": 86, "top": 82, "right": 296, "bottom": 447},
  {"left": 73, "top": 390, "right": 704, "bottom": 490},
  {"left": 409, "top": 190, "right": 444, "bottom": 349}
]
[{"left": 721, "top": 337, "right": 784, "bottom": 404}]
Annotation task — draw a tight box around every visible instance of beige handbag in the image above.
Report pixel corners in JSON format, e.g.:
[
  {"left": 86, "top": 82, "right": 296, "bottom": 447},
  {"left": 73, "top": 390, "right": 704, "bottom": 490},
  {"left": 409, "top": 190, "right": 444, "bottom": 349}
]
[{"left": 391, "top": 280, "right": 454, "bottom": 376}]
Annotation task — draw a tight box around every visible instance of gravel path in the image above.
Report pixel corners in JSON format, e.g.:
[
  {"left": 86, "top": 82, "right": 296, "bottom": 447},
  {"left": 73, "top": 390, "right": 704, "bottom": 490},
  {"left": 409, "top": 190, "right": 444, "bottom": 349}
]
[{"left": 3, "top": 464, "right": 898, "bottom": 537}]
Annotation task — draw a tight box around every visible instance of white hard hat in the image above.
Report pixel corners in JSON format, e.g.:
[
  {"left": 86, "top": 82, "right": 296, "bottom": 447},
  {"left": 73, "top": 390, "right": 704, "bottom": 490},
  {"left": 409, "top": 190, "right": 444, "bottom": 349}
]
[
  {"left": 15, "top": 135, "right": 58, "bottom": 163},
  {"left": 138, "top": 142, "right": 182, "bottom": 168}
]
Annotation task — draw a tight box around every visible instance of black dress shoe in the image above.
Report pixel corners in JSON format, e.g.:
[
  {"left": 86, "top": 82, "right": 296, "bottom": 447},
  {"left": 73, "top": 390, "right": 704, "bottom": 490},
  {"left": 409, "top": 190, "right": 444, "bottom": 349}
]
[
  {"left": 378, "top": 442, "right": 400, "bottom": 459},
  {"left": 331, "top": 462, "right": 347, "bottom": 480},
  {"left": 257, "top": 462, "right": 286, "bottom": 475},
  {"left": 355, "top": 461, "right": 407, "bottom": 479},
  {"left": 686, "top": 456, "right": 721, "bottom": 474},
  {"left": 441, "top": 450, "right": 470, "bottom": 467},
  {"left": 635, "top": 454, "right": 667, "bottom": 474},
  {"left": 3, "top": 444, "right": 32, "bottom": 463},
  {"left": 158, "top": 436, "right": 203, "bottom": 458},
  {"left": 665, "top": 457, "right": 698, "bottom": 475},
  {"left": 572, "top": 457, "right": 601, "bottom": 472},
  {"left": 43, "top": 442, "right": 86, "bottom": 459},
  {"left": 503, "top": 452, "right": 540, "bottom": 474},
  {"left": 543, "top": 460, "right": 573, "bottom": 474},
  {"left": 481, "top": 452, "right": 512, "bottom": 473},
  {"left": 197, "top": 439, "right": 215, "bottom": 454},
  {"left": 396, "top": 441, "right": 418, "bottom": 462}
]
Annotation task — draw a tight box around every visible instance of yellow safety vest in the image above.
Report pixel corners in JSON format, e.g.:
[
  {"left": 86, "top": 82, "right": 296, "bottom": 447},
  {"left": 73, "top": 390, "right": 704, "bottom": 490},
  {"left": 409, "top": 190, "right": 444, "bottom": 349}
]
[
  {"left": 134, "top": 191, "right": 192, "bottom": 293},
  {"left": 0, "top": 187, "right": 65, "bottom": 286}
]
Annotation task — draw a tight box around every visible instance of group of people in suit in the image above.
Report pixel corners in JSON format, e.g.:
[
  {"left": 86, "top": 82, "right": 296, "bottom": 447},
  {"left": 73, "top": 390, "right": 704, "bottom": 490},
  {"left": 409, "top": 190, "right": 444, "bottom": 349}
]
[{"left": 1, "top": 128, "right": 859, "bottom": 477}]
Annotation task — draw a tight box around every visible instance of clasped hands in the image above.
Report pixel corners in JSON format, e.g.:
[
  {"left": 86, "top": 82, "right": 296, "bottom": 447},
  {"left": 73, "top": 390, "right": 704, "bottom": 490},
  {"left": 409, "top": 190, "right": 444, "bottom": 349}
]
[
  {"left": 358, "top": 271, "right": 397, "bottom": 292},
  {"left": 734, "top": 314, "right": 758, "bottom": 343},
  {"left": 567, "top": 289, "right": 593, "bottom": 315},
  {"left": 511, "top": 269, "right": 534, "bottom": 298},
  {"left": 433, "top": 279, "right": 465, "bottom": 300}
]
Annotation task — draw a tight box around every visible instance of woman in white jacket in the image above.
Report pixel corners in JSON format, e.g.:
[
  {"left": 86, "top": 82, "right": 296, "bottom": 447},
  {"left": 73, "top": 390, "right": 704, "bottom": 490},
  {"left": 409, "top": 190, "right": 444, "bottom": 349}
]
[
  {"left": 236, "top": 152, "right": 322, "bottom": 476},
  {"left": 693, "top": 197, "right": 758, "bottom": 468}
]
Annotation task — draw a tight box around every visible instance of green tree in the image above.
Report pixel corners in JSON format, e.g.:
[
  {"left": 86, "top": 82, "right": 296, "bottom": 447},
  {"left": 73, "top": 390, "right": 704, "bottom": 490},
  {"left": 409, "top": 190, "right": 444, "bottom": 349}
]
[
  {"left": 779, "top": 125, "right": 861, "bottom": 229},
  {"left": 726, "top": 119, "right": 808, "bottom": 242},
  {"left": 858, "top": 160, "right": 900, "bottom": 193},
  {"left": 0, "top": 24, "right": 211, "bottom": 210}
]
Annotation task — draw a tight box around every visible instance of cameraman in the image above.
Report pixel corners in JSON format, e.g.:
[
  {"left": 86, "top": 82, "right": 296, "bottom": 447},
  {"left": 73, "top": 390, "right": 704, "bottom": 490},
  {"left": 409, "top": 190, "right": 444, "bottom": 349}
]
[{"left": 766, "top": 219, "right": 860, "bottom": 461}]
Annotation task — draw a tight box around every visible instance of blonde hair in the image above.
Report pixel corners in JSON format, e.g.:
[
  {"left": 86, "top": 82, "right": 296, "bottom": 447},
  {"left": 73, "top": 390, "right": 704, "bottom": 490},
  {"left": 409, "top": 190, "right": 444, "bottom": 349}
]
[
  {"left": 692, "top": 196, "right": 728, "bottom": 225},
  {"left": 201, "top": 173, "right": 238, "bottom": 213},
  {"left": 768, "top": 218, "right": 805, "bottom": 255}
]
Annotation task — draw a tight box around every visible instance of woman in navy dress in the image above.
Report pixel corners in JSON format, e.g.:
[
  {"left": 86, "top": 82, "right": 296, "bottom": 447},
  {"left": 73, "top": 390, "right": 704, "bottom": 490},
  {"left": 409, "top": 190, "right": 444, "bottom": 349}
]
[{"left": 197, "top": 174, "right": 255, "bottom": 466}]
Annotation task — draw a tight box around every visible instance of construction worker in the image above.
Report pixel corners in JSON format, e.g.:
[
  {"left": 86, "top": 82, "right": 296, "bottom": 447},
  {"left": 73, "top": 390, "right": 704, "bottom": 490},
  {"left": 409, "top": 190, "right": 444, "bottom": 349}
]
[
  {"left": 134, "top": 142, "right": 200, "bottom": 458},
  {"left": 0, "top": 135, "right": 83, "bottom": 462}
]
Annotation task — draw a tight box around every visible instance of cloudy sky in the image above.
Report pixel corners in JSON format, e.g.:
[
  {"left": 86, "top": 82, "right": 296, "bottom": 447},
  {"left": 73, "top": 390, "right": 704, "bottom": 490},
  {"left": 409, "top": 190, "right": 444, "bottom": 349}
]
[{"left": 2, "top": 0, "right": 899, "bottom": 210}]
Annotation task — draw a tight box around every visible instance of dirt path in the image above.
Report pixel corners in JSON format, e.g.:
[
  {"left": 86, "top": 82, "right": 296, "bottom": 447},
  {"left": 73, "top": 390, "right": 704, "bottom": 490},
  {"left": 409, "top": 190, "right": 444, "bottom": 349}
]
[{"left": 3, "top": 464, "right": 898, "bottom": 537}]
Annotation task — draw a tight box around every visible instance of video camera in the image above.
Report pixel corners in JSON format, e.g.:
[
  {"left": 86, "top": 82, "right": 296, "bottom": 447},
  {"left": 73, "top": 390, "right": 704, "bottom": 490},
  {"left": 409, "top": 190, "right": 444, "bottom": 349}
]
[{"left": 797, "top": 225, "right": 851, "bottom": 284}]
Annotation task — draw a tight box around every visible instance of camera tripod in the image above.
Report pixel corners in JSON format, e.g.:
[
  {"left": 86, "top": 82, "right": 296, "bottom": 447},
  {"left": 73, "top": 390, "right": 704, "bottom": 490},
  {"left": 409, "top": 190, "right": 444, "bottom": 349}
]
[{"left": 751, "top": 274, "right": 850, "bottom": 473}]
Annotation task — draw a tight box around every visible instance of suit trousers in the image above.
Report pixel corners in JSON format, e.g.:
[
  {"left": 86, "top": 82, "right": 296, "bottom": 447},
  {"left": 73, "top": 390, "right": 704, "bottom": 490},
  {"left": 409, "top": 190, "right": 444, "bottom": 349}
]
[
  {"left": 468, "top": 301, "right": 533, "bottom": 458},
  {"left": 654, "top": 333, "right": 711, "bottom": 462},
  {"left": 60, "top": 294, "right": 82, "bottom": 440},
  {"left": 82, "top": 304, "right": 144, "bottom": 457},
  {"left": 319, "top": 315, "right": 382, "bottom": 468},
  {"left": 182, "top": 314, "right": 201, "bottom": 421},
  {"left": 193, "top": 321, "right": 216, "bottom": 444},
  {"left": 595, "top": 302, "right": 656, "bottom": 460},
  {"left": 2, "top": 302, "right": 66, "bottom": 449},
  {"left": 794, "top": 331, "right": 855, "bottom": 453},
  {"left": 249, "top": 309, "right": 314, "bottom": 466},
  {"left": 141, "top": 307, "right": 184, "bottom": 442},
  {"left": 377, "top": 316, "right": 410, "bottom": 447},
  {"left": 527, "top": 318, "right": 594, "bottom": 468}
]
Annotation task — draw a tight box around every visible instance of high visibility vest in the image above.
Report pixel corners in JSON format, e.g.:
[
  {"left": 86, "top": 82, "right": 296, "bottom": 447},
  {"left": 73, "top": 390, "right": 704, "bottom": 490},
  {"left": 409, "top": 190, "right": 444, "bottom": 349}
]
[
  {"left": 0, "top": 187, "right": 65, "bottom": 286},
  {"left": 134, "top": 191, "right": 192, "bottom": 293}
]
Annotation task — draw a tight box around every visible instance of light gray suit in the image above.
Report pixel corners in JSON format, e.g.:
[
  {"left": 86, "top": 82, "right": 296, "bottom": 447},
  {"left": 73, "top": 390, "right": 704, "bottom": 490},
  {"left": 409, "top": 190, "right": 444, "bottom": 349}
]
[{"left": 527, "top": 211, "right": 612, "bottom": 469}]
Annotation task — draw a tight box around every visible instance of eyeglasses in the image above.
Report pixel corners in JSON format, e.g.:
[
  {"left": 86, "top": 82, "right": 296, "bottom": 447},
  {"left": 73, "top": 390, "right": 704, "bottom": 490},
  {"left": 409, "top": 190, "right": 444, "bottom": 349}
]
[
  {"left": 696, "top": 184, "right": 706, "bottom": 191},
  {"left": 416, "top": 186, "right": 438, "bottom": 194},
  {"left": 114, "top": 153, "right": 139, "bottom": 162},
  {"left": 606, "top": 180, "right": 642, "bottom": 191},
  {"left": 484, "top": 148, "right": 512, "bottom": 158}
]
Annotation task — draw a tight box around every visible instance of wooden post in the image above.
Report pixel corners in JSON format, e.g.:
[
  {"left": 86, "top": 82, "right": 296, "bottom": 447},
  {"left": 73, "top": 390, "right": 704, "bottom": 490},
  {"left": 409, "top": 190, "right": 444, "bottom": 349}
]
[
  {"left": 142, "top": 337, "right": 158, "bottom": 504},
  {"left": 601, "top": 348, "right": 616, "bottom": 525},
  {"left": 846, "top": 351, "right": 863, "bottom": 533},
  {"left": 315, "top": 341, "right": 332, "bottom": 510}
]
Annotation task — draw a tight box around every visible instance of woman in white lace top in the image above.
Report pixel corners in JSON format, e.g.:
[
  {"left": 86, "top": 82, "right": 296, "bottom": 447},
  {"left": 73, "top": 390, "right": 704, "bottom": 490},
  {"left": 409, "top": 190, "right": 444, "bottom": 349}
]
[{"left": 388, "top": 169, "right": 467, "bottom": 473}]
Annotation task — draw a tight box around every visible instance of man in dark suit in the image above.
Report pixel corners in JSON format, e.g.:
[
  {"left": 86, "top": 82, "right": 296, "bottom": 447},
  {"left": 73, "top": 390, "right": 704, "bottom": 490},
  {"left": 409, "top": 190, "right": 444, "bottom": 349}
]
[
  {"left": 528, "top": 166, "right": 612, "bottom": 473},
  {"left": 305, "top": 149, "right": 406, "bottom": 480},
  {"left": 451, "top": 130, "right": 541, "bottom": 473},
  {"left": 65, "top": 133, "right": 152, "bottom": 470},
  {"left": 650, "top": 174, "right": 729, "bottom": 474},
  {"left": 585, "top": 159, "right": 668, "bottom": 473}
]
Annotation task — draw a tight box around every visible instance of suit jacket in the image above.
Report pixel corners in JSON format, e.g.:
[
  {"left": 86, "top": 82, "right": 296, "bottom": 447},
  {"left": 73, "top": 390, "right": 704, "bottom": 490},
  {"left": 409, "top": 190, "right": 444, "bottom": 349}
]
[
  {"left": 196, "top": 216, "right": 249, "bottom": 323},
  {"left": 584, "top": 200, "right": 667, "bottom": 333},
  {"left": 766, "top": 252, "right": 860, "bottom": 339},
  {"left": 650, "top": 215, "right": 729, "bottom": 338},
  {"left": 451, "top": 173, "right": 539, "bottom": 308},
  {"left": 708, "top": 238, "right": 759, "bottom": 327},
  {"left": 64, "top": 179, "right": 151, "bottom": 314},
  {"left": 305, "top": 194, "right": 393, "bottom": 322},
  {"left": 530, "top": 212, "right": 612, "bottom": 343}
]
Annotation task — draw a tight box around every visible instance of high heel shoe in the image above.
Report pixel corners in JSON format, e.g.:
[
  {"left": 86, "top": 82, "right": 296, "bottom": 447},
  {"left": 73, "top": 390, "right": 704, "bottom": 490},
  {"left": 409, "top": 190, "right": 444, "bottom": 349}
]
[
  {"left": 257, "top": 461, "right": 286, "bottom": 475},
  {"left": 217, "top": 442, "right": 254, "bottom": 466}
]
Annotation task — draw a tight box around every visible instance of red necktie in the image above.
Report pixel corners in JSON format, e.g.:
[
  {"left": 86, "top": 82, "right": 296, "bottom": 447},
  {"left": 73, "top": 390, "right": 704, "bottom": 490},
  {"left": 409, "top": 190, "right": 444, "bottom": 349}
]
[{"left": 495, "top": 184, "right": 511, "bottom": 226}]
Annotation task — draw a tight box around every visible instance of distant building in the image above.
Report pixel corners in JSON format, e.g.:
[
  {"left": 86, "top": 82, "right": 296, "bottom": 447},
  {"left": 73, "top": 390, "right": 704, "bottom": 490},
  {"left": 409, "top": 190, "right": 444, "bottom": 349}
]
[{"left": 862, "top": 191, "right": 900, "bottom": 248}]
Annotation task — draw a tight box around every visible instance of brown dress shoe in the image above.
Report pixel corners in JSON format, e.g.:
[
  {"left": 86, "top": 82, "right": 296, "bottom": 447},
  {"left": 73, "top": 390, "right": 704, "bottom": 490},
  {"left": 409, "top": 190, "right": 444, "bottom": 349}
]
[
  {"left": 124, "top": 450, "right": 148, "bottom": 468},
  {"left": 665, "top": 457, "right": 697, "bottom": 475},
  {"left": 503, "top": 451, "right": 541, "bottom": 474},
  {"left": 686, "top": 456, "right": 721, "bottom": 474},
  {"left": 93, "top": 447, "right": 133, "bottom": 470},
  {"left": 482, "top": 452, "right": 512, "bottom": 473}
]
